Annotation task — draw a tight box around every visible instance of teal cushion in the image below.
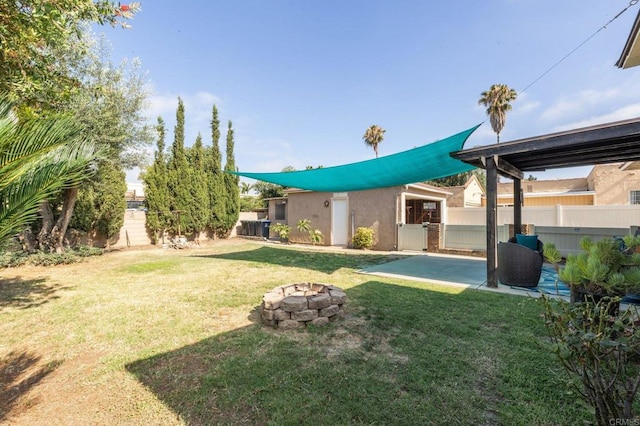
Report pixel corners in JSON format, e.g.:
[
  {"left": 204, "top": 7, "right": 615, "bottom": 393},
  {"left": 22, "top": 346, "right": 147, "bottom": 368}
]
[{"left": 516, "top": 234, "right": 538, "bottom": 250}]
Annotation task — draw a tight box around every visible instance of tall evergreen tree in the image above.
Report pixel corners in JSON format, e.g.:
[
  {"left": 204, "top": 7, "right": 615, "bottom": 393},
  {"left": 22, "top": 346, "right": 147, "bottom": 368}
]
[
  {"left": 94, "top": 161, "right": 127, "bottom": 243},
  {"left": 71, "top": 160, "right": 126, "bottom": 246},
  {"left": 167, "top": 98, "right": 193, "bottom": 236},
  {"left": 187, "top": 133, "right": 210, "bottom": 240},
  {"left": 207, "top": 104, "right": 225, "bottom": 236},
  {"left": 222, "top": 120, "right": 239, "bottom": 235},
  {"left": 143, "top": 117, "right": 171, "bottom": 244}
]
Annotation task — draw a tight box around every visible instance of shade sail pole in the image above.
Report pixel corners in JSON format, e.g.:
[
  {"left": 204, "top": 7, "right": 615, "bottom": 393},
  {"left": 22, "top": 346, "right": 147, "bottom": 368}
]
[
  {"left": 513, "top": 178, "right": 522, "bottom": 235},
  {"left": 485, "top": 156, "right": 498, "bottom": 288}
]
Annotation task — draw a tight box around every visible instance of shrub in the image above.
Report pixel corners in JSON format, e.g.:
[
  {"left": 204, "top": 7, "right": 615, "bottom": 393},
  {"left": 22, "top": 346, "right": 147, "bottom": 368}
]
[
  {"left": 28, "top": 252, "right": 78, "bottom": 266},
  {"left": 271, "top": 223, "right": 291, "bottom": 242},
  {"left": 540, "top": 294, "right": 640, "bottom": 423},
  {"left": 0, "top": 245, "right": 104, "bottom": 268},
  {"left": 545, "top": 237, "right": 640, "bottom": 298},
  {"left": 0, "top": 251, "right": 29, "bottom": 268},
  {"left": 352, "top": 227, "right": 374, "bottom": 249},
  {"left": 296, "top": 219, "right": 323, "bottom": 245},
  {"left": 73, "top": 245, "right": 104, "bottom": 258}
]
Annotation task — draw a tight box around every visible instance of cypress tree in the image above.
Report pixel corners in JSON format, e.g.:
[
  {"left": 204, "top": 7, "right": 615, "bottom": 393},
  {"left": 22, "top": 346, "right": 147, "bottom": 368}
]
[
  {"left": 222, "top": 120, "right": 240, "bottom": 234},
  {"left": 167, "top": 97, "right": 193, "bottom": 236},
  {"left": 207, "top": 105, "right": 225, "bottom": 237},
  {"left": 143, "top": 117, "right": 171, "bottom": 244},
  {"left": 70, "top": 160, "right": 126, "bottom": 246},
  {"left": 93, "top": 161, "right": 127, "bottom": 243},
  {"left": 186, "top": 133, "right": 210, "bottom": 240}
]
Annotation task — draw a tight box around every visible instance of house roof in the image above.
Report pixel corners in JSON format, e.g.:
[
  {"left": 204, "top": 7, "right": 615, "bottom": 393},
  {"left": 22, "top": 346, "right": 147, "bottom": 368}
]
[
  {"left": 497, "top": 177, "right": 588, "bottom": 195},
  {"left": 616, "top": 9, "right": 640, "bottom": 68},
  {"left": 451, "top": 117, "right": 640, "bottom": 177}
]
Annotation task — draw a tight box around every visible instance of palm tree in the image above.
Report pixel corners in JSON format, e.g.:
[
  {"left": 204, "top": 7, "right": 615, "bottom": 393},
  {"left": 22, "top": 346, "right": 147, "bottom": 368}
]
[
  {"left": 240, "top": 181, "right": 253, "bottom": 194},
  {"left": 362, "top": 125, "right": 386, "bottom": 158},
  {"left": 478, "top": 84, "right": 517, "bottom": 143},
  {"left": 0, "top": 96, "right": 102, "bottom": 247}
]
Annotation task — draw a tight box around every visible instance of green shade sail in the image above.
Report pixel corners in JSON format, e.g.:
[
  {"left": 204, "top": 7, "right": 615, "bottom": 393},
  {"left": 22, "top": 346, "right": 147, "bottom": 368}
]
[{"left": 230, "top": 124, "right": 481, "bottom": 192}]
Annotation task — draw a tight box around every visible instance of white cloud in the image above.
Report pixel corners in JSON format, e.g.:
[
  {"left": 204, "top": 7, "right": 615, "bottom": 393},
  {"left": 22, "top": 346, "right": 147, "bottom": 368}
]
[
  {"left": 540, "top": 88, "right": 621, "bottom": 123},
  {"left": 552, "top": 102, "right": 640, "bottom": 132},
  {"left": 516, "top": 99, "right": 541, "bottom": 114}
]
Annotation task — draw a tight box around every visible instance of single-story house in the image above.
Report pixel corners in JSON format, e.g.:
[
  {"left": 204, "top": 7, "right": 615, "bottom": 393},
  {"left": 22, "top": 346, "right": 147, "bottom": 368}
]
[{"left": 266, "top": 183, "right": 459, "bottom": 251}]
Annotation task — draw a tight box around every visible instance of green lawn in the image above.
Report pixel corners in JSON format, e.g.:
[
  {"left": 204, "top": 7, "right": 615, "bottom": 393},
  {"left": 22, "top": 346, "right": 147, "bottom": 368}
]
[{"left": 0, "top": 240, "right": 590, "bottom": 424}]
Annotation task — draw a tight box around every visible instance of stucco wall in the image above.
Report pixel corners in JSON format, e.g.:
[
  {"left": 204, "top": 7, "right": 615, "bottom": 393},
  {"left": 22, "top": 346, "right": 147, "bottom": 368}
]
[
  {"left": 347, "top": 188, "right": 400, "bottom": 250},
  {"left": 284, "top": 191, "right": 332, "bottom": 244},
  {"left": 588, "top": 164, "right": 640, "bottom": 205},
  {"left": 285, "top": 187, "right": 403, "bottom": 251}
]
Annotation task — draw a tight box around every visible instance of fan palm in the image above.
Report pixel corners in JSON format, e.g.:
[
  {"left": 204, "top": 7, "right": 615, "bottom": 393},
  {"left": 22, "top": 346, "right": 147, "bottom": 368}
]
[
  {"left": 478, "top": 84, "right": 517, "bottom": 143},
  {"left": 362, "top": 124, "right": 386, "bottom": 158},
  {"left": 0, "top": 96, "right": 102, "bottom": 246}
]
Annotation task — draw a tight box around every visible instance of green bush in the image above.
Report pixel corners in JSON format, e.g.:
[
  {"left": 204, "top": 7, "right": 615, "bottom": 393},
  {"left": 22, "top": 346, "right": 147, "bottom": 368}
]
[
  {"left": 352, "top": 227, "right": 374, "bottom": 249},
  {"left": 296, "top": 219, "right": 323, "bottom": 245},
  {"left": 28, "top": 252, "right": 78, "bottom": 266},
  {"left": 0, "top": 245, "right": 104, "bottom": 268},
  {"left": 540, "top": 294, "right": 640, "bottom": 423},
  {"left": 73, "top": 245, "right": 104, "bottom": 258},
  {"left": 0, "top": 251, "right": 29, "bottom": 268},
  {"left": 271, "top": 223, "right": 291, "bottom": 242}
]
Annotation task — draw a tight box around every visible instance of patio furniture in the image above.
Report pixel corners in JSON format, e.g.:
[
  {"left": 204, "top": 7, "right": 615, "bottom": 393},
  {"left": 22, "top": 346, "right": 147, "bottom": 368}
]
[{"left": 497, "top": 237, "right": 544, "bottom": 288}]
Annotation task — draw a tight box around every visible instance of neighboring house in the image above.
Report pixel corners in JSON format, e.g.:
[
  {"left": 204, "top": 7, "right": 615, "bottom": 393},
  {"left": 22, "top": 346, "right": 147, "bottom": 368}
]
[
  {"left": 125, "top": 182, "right": 146, "bottom": 210},
  {"left": 267, "top": 183, "right": 453, "bottom": 251},
  {"left": 488, "top": 162, "right": 640, "bottom": 207},
  {"left": 616, "top": 9, "right": 640, "bottom": 68},
  {"left": 444, "top": 174, "right": 485, "bottom": 207},
  {"left": 493, "top": 177, "right": 593, "bottom": 207}
]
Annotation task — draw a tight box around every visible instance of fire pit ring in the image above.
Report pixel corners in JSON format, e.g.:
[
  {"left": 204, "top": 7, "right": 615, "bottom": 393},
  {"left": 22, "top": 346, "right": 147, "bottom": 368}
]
[{"left": 261, "top": 283, "right": 347, "bottom": 329}]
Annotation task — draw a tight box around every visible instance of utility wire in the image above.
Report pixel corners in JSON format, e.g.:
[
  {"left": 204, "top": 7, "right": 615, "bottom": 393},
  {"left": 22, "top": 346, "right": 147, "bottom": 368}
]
[{"left": 519, "top": 0, "right": 639, "bottom": 95}]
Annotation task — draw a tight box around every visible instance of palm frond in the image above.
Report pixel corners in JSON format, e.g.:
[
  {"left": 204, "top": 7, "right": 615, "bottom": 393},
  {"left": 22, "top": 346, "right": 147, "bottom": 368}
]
[{"left": 0, "top": 94, "right": 104, "bottom": 244}]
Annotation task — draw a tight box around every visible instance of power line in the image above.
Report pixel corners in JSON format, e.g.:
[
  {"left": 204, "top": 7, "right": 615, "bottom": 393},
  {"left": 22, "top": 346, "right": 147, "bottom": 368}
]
[{"left": 519, "top": 0, "right": 639, "bottom": 95}]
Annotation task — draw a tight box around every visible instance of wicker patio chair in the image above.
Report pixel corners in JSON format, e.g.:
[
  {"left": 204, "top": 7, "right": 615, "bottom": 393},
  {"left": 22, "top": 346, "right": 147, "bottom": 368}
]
[{"left": 497, "top": 237, "right": 544, "bottom": 288}]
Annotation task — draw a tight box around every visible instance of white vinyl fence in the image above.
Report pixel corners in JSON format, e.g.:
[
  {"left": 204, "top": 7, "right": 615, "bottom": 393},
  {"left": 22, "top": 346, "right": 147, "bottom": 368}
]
[
  {"left": 442, "top": 205, "right": 640, "bottom": 255},
  {"left": 447, "top": 205, "right": 640, "bottom": 228},
  {"left": 443, "top": 225, "right": 510, "bottom": 251}
]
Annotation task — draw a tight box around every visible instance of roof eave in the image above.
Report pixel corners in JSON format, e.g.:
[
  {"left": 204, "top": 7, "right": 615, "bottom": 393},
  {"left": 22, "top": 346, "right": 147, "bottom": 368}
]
[{"left": 617, "top": 9, "right": 640, "bottom": 69}]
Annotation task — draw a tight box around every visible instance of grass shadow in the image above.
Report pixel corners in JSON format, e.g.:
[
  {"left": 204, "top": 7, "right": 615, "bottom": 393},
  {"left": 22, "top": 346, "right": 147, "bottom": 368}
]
[
  {"left": 125, "top": 280, "right": 585, "bottom": 424},
  {"left": 197, "top": 245, "right": 407, "bottom": 274},
  {"left": 0, "top": 276, "right": 67, "bottom": 310},
  {"left": 0, "top": 350, "right": 62, "bottom": 422}
]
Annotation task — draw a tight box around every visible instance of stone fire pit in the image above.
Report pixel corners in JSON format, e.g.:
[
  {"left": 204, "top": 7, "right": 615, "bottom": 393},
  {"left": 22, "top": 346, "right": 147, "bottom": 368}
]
[{"left": 261, "top": 283, "right": 346, "bottom": 329}]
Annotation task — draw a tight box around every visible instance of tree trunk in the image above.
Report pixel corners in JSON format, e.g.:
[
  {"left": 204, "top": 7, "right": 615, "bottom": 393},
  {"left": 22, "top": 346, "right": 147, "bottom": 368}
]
[
  {"left": 50, "top": 187, "right": 78, "bottom": 253},
  {"left": 37, "top": 201, "right": 55, "bottom": 252},
  {"left": 18, "top": 229, "right": 37, "bottom": 253},
  {"left": 36, "top": 188, "right": 79, "bottom": 253}
]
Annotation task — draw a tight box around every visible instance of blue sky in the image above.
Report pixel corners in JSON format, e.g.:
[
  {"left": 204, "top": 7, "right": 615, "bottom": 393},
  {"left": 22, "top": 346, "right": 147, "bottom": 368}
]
[{"left": 98, "top": 1, "right": 640, "bottom": 185}]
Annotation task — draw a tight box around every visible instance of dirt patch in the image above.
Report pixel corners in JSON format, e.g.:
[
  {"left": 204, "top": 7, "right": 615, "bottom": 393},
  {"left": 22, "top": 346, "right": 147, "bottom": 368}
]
[{"left": 2, "top": 348, "right": 179, "bottom": 425}]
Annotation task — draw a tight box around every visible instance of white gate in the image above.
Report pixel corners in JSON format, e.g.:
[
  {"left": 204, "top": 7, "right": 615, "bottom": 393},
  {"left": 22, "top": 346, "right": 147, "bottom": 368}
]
[{"left": 397, "top": 224, "right": 428, "bottom": 251}]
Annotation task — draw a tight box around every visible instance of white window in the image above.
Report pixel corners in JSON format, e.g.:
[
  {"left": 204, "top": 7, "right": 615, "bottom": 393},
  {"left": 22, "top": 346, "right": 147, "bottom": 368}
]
[{"left": 631, "top": 190, "right": 640, "bottom": 205}]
